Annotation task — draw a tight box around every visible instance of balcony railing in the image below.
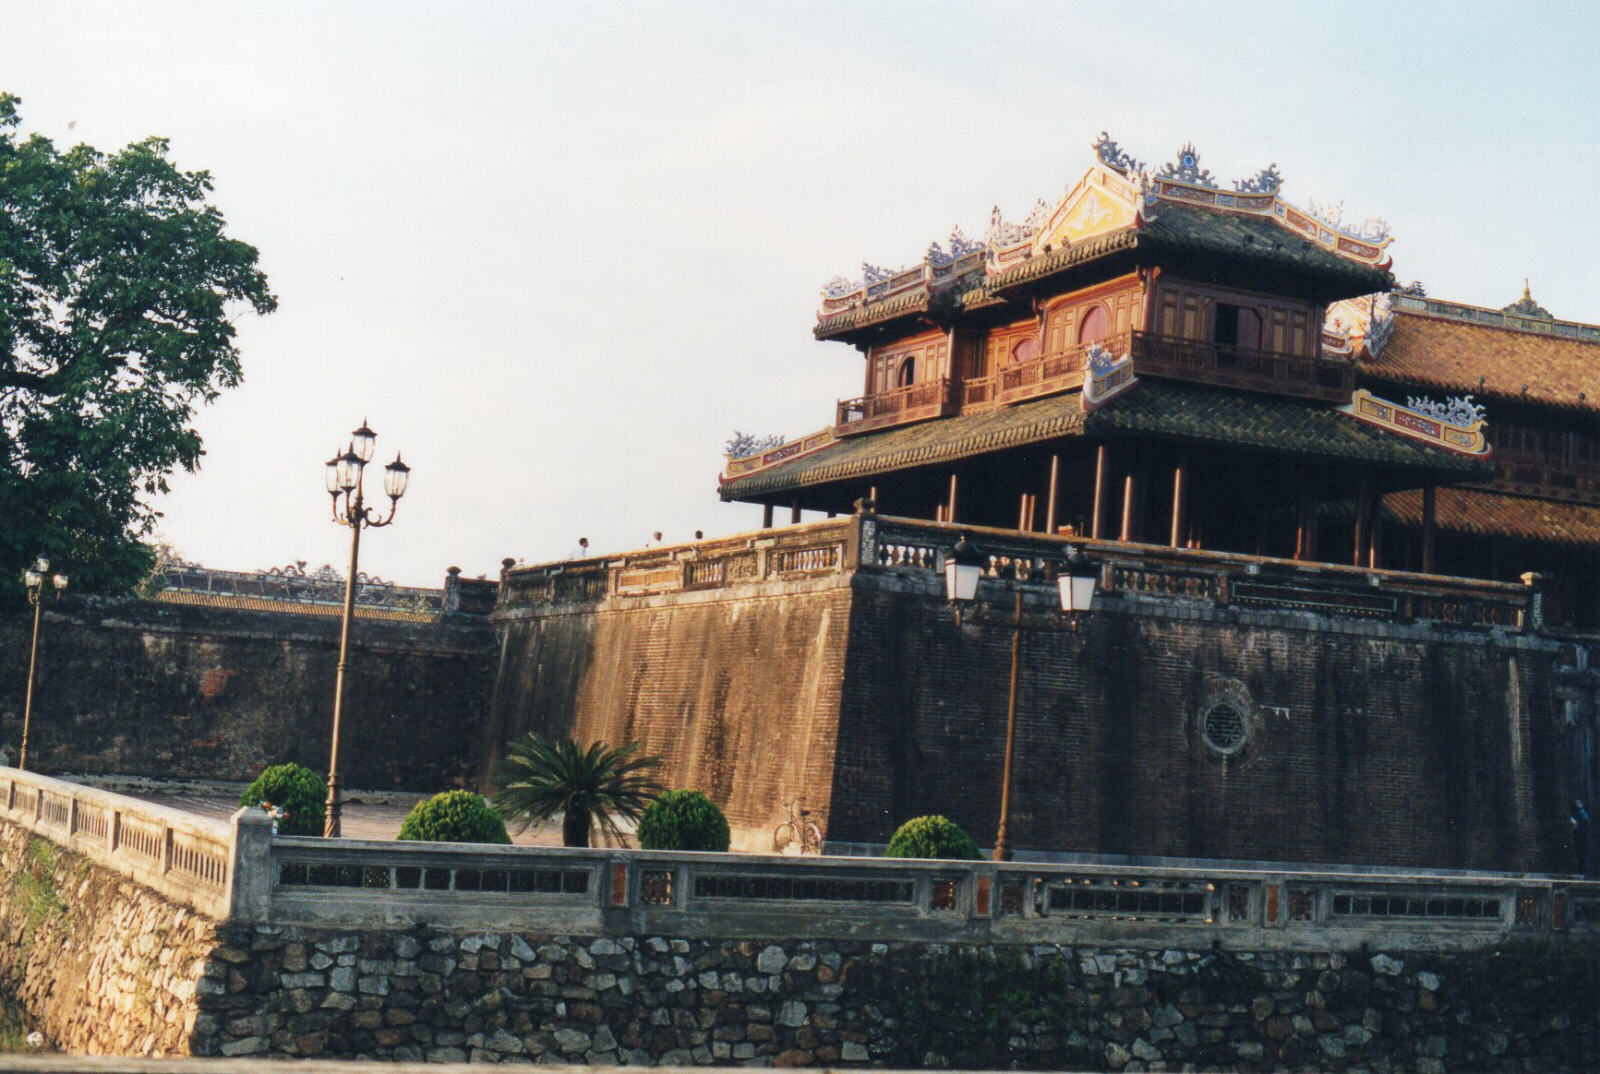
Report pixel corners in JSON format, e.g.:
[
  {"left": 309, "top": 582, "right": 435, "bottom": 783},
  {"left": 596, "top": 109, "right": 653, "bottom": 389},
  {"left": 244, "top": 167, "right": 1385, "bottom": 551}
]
[
  {"left": 994, "top": 338, "right": 1102, "bottom": 405},
  {"left": 1128, "top": 329, "right": 1356, "bottom": 402},
  {"left": 835, "top": 377, "right": 954, "bottom": 436}
]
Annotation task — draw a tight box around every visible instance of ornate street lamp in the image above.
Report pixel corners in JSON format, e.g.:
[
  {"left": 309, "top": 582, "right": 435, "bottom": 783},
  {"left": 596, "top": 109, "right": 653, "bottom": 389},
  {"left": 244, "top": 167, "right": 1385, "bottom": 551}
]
[
  {"left": 321, "top": 419, "right": 411, "bottom": 837},
  {"left": 944, "top": 538, "right": 1097, "bottom": 861},
  {"left": 19, "top": 557, "right": 68, "bottom": 771}
]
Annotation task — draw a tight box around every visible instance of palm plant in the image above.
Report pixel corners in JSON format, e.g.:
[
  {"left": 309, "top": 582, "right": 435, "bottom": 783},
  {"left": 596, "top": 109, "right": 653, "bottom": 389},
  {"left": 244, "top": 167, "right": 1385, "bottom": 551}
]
[{"left": 492, "top": 735, "right": 664, "bottom": 847}]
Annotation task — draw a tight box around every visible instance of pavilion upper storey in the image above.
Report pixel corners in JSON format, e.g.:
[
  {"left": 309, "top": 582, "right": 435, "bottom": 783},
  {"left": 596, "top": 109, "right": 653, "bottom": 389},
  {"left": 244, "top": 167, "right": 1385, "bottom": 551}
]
[{"left": 817, "top": 135, "right": 1395, "bottom": 437}]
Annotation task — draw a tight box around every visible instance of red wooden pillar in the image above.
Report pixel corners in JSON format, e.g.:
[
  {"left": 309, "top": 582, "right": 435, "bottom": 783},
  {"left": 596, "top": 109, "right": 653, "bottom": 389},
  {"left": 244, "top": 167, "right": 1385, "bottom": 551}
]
[
  {"left": 1169, "top": 457, "right": 1188, "bottom": 548},
  {"left": 1352, "top": 479, "right": 1371, "bottom": 568},
  {"left": 1367, "top": 491, "right": 1384, "bottom": 569},
  {"left": 1421, "top": 485, "right": 1437, "bottom": 573},
  {"left": 948, "top": 473, "right": 959, "bottom": 524},
  {"left": 790, "top": 501, "right": 801, "bottom": 525},
  {"left": 762, "top": 503, "right": 774, "bottom": 529},
  {"left": 1091, "top": 446, "right": 1109, "bottom": 540},
  {"left": 1045, "top": 454, "right": 1060, "bottom": 535},
  {"left": 1120, "top": 474, "right": 1138, "bottom": 542}
]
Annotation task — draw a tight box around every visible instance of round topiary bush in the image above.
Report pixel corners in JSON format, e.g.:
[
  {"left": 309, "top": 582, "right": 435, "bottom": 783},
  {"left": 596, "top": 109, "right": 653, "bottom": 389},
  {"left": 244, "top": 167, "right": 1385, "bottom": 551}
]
[
  {"left": 397, "top": 790, "right": 511, "bottom": 844},
  {"left": 636, "top": 789, "right": 730, "bottom": 851},
  {"left": 237, "top": 763, "right": 326, "bottom": 837},
  {"left": 885, "top": 815, "right": 982, "bottom": 860}
]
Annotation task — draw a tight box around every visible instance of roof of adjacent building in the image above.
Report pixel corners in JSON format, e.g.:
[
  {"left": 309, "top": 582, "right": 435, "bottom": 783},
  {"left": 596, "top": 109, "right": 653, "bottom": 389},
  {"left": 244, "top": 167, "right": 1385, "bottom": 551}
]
[
  {"left": 720, "top": 379, "right": 1488, "bottom": 500},
  {"left": 1384, "top": 487, "right": 1600, "bottom": 549},
  {"left": 1364, "top": 293, "right": 1600, "bottom": 413}
]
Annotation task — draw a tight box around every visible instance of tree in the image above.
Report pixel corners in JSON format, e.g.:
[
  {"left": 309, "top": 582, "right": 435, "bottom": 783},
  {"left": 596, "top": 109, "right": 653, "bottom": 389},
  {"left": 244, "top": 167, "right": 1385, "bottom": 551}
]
[
  {"left": 397, "top": 790, "right": 511, "bottom": 845},
  {"left": 0, "top": 93, "right": 276, "bottom": 595},
  {"left": 885, "top": 815, "right": 983, "bottom": 860},
  {"left": 491, "top": 735, "right": 663, "bottom": 847},
  {"left": 636, "top": 789, "right": 731, "bottom": 851}
]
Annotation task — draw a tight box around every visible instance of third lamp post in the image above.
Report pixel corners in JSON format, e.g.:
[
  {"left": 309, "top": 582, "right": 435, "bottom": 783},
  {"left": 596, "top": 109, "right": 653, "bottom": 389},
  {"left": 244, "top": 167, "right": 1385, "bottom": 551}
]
[
  {"left": 19, "top": 557, "right": 67, "bottom": 771},
  {"left": 321, "top": 419, "right": 411, "bottom": 837},
  {"left": 944, "top": 536, "right": 1097, "bottom": 862}
]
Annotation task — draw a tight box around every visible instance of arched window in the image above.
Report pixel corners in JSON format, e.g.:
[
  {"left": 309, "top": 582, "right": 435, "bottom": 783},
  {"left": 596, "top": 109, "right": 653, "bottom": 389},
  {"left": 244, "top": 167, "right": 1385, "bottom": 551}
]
[
  {"left": 1010, "top": 337, "right": 1038, "bottom": 365},
  {"left": 897, "top": 356, "right": 916, "bottom": 387},
  {"left": 1078, "top": 305, "right": 1110, "bottom": 345}
]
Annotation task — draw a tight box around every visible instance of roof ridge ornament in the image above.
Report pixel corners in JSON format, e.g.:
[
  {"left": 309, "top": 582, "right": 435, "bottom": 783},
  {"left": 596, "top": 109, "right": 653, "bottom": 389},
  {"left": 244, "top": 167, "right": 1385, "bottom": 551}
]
[
  {"left": 1233, "top": 164, "right": 1282, "bottom": 194},
  {"left": 1502, "top": 278, "right": 1553, "bottom": 318},
  {"left": 1160, "top": 142, "right": 1217, "bottom": 188},
  {"left": 1093, "top": 131, "right": 1144, "bottom": 175}
]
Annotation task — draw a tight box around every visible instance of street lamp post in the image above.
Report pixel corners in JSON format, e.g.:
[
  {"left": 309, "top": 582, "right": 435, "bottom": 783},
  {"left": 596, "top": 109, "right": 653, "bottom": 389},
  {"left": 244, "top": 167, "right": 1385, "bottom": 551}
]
[
  {"left": 944, "top": 536, "right": 1097, "bottom": 862},
  {"left": 321, "top": 419, "right": 411, "bottom": 837},
  {"left": 19, "top": 557, "right": 68, "bottom": 771}
]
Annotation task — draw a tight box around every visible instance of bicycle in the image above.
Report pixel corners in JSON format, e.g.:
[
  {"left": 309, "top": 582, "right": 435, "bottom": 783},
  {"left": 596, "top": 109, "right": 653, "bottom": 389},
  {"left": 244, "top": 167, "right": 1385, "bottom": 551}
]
[{"left": 772, "top": 799, "right": 823, "bottom": 855}]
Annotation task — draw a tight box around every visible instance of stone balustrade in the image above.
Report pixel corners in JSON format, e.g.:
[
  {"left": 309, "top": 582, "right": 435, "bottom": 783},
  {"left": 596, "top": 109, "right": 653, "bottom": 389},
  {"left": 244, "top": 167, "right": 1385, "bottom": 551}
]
[
  {"left": 498, "top": 514, "right": 1536, "bottom": 632},
  {"left": 0, "top": 766, "right": 249, "bottom": 919}
]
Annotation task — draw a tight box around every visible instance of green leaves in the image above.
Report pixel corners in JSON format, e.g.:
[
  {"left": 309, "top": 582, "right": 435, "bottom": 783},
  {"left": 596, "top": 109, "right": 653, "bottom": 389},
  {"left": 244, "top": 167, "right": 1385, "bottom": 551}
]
[
  {"left": 0, "top": 92, "right": 275, "bottom": 595},
  {"left": 492, "top": 735, "right": 664, "bottom": 848}
]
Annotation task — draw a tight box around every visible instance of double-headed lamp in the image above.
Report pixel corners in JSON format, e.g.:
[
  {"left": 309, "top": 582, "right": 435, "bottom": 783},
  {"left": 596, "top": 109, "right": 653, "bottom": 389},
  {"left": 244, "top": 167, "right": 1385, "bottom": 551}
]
[{"left": 944, "top": 535, "right": 985, "bottom": 603}]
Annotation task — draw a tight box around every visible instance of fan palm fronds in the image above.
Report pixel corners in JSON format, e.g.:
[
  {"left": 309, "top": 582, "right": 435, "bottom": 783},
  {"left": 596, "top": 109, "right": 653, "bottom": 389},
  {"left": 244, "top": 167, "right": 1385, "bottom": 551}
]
[{"left": 492, "top": 735, "right": 664, "bottom": 847}]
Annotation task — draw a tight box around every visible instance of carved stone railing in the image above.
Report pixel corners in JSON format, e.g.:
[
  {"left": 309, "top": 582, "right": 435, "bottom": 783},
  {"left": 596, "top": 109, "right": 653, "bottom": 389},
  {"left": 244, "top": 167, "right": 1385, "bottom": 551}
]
[
  {"left": 257, "top": 836, "right": 1599, "bottom": 948},
  {"left": 498, "top": 520, "right": 858, "bottom": 612},
  {"left": 835, "top": 377, "right": 954, "bottom": 436},
  {"left": 1128, "top": 329, "right": 1355, "bottom": 402},
  {"left": 0, "top": 767, "right": 256, "bottom": 920},
  {"left": 863, "top": 516, "right": 1535, "bottom": 631}
]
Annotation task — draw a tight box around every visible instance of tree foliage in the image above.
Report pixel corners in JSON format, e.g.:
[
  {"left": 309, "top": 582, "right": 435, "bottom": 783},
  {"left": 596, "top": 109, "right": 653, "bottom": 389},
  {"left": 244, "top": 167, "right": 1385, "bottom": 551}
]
[
  {"left": 0, "top": 93, "right": 275, "bottom": 595},
  {"left": 491, "top": 735, "right": 663, "bottom": 847},
  {"left": 885, "top": 815, "right": 983, "bottom": 860},
  {"left": 397, "top": 790, "right": 511, "bottom": 844},
  {"left": 237, "top": 763, "right": 326, "bottom": 837},
  {"left": 636, "top": 789, "right": 730, "bottom": 851}
]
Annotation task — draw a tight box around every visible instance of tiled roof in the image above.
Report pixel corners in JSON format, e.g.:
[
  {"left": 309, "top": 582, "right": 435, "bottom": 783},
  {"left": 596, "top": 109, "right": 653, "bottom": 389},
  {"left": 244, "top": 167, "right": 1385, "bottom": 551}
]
[
  {"left": 1384, "top": 488, "right": 1600, "bottom": 548},
  {"left": 1365, "top": 311, "right": 1600, "bottom": 412},
  {"left": 720, "top": 379, "right": 1487, "bottom": 499}
]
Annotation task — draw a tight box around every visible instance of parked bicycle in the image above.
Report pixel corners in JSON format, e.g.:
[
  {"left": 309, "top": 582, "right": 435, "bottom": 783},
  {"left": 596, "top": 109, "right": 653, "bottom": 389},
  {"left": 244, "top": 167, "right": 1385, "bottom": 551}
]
[{"left": 772, "top": 799, "right": 823, "bottom": 855}]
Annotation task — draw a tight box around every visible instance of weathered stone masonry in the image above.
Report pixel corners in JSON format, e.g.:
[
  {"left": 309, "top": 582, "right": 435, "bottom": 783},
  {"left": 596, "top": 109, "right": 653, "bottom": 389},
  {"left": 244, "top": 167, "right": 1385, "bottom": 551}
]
[
  {"left": 7, "top": 822, "right": 1599, "bottom": 1071},
  {"left": 0, "top": 597, "right": 496, "bottom": 789}
]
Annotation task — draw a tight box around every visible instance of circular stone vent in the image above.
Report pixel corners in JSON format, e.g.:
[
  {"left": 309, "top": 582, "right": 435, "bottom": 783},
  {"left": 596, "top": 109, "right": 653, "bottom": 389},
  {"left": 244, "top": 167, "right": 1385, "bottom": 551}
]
[{"left": 1201, "top": 703, "right": 1249, "bottom": 755}]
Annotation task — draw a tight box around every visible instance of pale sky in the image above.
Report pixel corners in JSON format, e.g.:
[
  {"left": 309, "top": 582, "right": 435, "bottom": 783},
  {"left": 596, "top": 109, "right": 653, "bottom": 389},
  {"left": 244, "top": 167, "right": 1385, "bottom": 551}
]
[{"left": 3, "top": 1, "right": 1597, "bottom": 586}]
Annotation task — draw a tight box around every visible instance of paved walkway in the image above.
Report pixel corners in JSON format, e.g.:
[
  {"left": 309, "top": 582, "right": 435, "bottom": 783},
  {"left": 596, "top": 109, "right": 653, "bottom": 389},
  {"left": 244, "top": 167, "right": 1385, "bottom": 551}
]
[{"left": 71, "top": 777, "right": 572, "bottom": 846}]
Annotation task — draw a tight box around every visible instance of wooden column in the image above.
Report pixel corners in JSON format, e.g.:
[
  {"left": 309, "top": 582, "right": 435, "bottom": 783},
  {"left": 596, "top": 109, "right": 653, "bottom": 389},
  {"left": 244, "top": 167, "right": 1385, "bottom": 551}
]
[
  {"left": 1045, "top": 455, "right": 1060, "bottom": 535},
  {"left": 1294, "top": 491, "right": 1310, "bottom": 561},
  {"left": 947, "top": 473, "right": 959, "bottom": 524},
  {"left": 1120, "top": 474, "right": 1138, "bottom": 542},
  {"left": 1421, "top": 485, "right": 1437, "bottom": 574},
  {"left": 1368, "top": 491, "right": 1384, "bottom": 569},
  {"left": 790, "top": 501, "right": 801, "bottom": 525},
  {"left": 1169, "top": 457, "right": 1188, "bottom": 548},
  {"left": 762, "top": 503, "right": 774, "bottom": 529},
  {"left": 1091, "top": 446, "right": 1109, "bottom": 540},
  {"left": 1352, "top": 479, "right": 1370, "bottom": 567},
  {"left": 1017, "top": 493, "right": 1036, "bottom": 532}
]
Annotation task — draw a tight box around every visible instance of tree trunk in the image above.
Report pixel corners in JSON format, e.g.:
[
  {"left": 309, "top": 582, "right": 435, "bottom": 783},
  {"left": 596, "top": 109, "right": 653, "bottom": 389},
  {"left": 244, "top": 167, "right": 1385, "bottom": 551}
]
[{"left": 563, "top": 810, "right": 591, "bottom": 847}]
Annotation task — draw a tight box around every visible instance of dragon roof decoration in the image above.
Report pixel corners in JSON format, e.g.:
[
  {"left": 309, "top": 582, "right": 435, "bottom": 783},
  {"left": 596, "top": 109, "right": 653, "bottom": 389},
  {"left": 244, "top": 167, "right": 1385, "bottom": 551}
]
[{"left": 819, "top": 133, "right": 1396, "bottom": 325}]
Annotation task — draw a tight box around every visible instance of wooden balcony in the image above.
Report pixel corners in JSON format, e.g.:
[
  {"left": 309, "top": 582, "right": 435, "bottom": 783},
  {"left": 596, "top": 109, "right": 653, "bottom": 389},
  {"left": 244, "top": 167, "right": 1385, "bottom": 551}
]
[
  {"left": 835, "top": 377, "right": 954, "bottom": 437},
  {"left": 1128, "top": 330, "right": 1355, "bottom": 402},
  {"left": 995, "top": 338, "right": 1104, "bottom": 406}
]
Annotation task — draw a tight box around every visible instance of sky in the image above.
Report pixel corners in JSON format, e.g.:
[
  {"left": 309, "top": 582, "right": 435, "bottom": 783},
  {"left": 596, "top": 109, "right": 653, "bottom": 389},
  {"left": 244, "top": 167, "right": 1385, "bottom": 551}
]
[{"left": 2, "top": 1, "right": 1598, "bottom": 586}]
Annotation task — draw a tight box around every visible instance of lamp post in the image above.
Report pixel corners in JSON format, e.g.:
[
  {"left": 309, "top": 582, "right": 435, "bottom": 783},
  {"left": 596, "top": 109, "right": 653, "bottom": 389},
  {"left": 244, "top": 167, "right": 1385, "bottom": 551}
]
[
  {"left": 944, "top": 536, "right": 1097, "bottom": 862},
  {"left": 19, "top": 557, "right": 68, "bottom": 771},
  {"left": 321, "top": 419, "right": 411, "bottom": 837}
]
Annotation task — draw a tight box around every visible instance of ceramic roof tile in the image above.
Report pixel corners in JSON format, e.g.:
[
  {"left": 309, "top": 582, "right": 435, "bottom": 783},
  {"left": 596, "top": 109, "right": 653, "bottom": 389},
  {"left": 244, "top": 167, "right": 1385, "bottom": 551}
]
[
  {"left": 1384, "top": 487, "right": 1600, "bottom": 548},
  {"left": 1366, "top": 312, "right": 1600, "bottom": 412}
]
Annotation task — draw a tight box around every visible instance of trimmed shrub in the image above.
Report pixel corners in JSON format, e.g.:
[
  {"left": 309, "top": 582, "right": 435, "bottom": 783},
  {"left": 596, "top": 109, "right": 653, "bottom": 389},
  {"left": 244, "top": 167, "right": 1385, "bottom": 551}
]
[
  {"left": 636, "top": 790, "right": 730, "bottom": 852},
  {"left": 885, "top": 815, "right": 982, "bottom": 860},
  {"left": 397, "top": 790, "right": 511, "bottom": 844},
  {"left": 238, "top": 763, "right": 326, "bottom": 837}
]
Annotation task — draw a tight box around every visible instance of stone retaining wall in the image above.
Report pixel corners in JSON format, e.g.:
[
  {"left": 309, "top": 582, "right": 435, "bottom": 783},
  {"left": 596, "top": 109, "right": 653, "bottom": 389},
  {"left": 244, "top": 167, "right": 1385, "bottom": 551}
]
[{"left": 3, "top": 822, "right": 1598, "bottom": 1069}]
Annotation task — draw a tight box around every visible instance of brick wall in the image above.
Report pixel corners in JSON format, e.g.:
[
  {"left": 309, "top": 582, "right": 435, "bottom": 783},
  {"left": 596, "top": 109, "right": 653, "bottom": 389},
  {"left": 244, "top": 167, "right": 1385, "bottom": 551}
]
[{"left": 0, "top": 598, "right": 496, "bottom": 790}]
